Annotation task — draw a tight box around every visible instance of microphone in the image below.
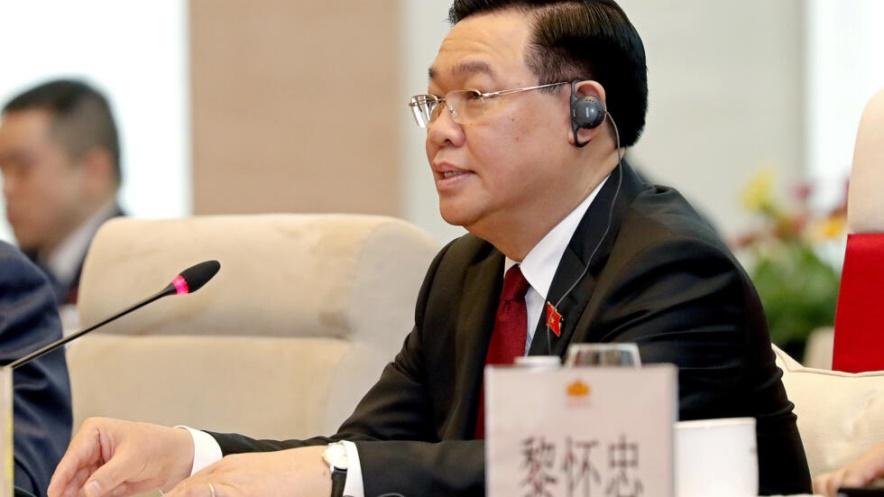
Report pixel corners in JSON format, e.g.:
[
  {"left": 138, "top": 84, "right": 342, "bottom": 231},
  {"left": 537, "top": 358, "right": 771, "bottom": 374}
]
[
  {"left": 8, "top": 260, "right": 221, "bottom": 370},
  {"left": 162, "top": 259, "right": 221, "bottom": 296}
]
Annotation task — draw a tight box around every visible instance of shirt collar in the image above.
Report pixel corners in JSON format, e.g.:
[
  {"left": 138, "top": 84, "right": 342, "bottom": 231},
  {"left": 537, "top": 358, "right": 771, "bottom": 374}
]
[{"left": 505, "top": 175, "right": 610, "bottom": 298}]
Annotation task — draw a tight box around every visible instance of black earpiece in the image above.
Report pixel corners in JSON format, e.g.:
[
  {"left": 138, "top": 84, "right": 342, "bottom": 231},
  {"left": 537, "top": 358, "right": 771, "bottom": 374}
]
[{"left": 570, "top": 80, "right": 607, "bottom": 147}]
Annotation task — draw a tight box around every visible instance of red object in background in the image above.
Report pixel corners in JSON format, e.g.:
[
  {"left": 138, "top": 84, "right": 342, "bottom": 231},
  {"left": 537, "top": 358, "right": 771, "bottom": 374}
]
[{"left": 833, "top": 233, "right": 884, "bottom": 372}]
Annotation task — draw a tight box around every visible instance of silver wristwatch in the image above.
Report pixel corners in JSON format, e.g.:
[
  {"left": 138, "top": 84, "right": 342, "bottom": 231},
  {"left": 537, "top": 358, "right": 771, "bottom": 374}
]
[{"left": 322, "top": 442, "right": 349, "bottom": 497}]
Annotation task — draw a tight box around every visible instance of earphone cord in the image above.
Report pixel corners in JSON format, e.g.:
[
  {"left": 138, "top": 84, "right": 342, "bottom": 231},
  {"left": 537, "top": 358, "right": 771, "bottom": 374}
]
[{"left": 545, "top": 112, "right": 625, "bottom": 355}]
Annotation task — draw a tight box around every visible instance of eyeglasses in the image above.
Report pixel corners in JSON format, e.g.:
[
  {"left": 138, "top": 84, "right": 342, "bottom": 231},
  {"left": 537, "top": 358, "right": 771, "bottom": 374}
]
[{"left": 408, "top": 81, "right": 568, "bottom": 128}]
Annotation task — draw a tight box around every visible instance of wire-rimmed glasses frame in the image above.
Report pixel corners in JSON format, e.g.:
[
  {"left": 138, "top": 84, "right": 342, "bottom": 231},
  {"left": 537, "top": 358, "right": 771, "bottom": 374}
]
[{"left": 408, "top": 81, "right": 568, "bottom": 128}]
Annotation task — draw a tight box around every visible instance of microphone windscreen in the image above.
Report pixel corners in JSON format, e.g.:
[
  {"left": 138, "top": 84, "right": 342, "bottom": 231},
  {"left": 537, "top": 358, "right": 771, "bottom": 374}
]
[{"left": 174, "top": 260, "right": 221, "bottom": 294}]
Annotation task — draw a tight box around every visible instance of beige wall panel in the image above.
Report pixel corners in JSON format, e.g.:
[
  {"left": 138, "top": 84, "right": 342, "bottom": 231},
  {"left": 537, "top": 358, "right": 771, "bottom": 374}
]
[{"left": 191, "top": 0, "right": 400, "bottom": 215}]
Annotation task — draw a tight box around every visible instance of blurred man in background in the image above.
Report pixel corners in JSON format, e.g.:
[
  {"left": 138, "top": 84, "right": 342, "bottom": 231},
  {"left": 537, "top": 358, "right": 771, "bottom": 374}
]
[
  {"left": 0, "top": 79, "right": 124, "bottom": 312},
  {"left": 0, "top": 240, "right": 72, "bottom": 497}
]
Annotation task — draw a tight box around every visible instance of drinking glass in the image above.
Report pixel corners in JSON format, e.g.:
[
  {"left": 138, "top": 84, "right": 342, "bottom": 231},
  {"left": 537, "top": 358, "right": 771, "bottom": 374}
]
[{"left": 564, "top": 343, "right": 642, "bottom": 367}]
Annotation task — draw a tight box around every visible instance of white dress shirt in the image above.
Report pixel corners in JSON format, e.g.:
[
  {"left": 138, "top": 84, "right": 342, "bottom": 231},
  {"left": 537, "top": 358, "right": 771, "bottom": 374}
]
[
  {"left": 40, "top": 200, "right": 119, "bottom": 289},
  {"left": 511, "top": 175, "right": 609, "bottom": 353},
  {"left": 186, "top": 175, "right": 609, "bottom": 497},
  {"left": 38, "top": 200, "right": 119, "bottom": 332}
]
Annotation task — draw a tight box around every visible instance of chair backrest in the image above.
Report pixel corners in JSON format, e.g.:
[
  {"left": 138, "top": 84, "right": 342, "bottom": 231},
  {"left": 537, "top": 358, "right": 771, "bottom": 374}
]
[
  {"left": 773, "top": 345, "right": 884, "bottom": 477},
  {"left": 847, "top": 89, "right": 884, "bottom": 233},
  {"left": 833, "top": 89, "right": 884, "bottom": 372},
  {"left": 802, "top": 327, "right": 834, "bottom": 370},
  {"left": 832, "top": 91, "right": 884, "bottom": 372},
  {"left": 66, "top": 214, "right": 439, "bottom": 439}
]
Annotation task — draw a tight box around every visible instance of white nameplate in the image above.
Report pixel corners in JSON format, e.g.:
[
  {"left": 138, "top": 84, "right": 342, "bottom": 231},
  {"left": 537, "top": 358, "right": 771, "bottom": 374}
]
[{"left": 486, "top": 365, "right": 677, "bottom": 497}]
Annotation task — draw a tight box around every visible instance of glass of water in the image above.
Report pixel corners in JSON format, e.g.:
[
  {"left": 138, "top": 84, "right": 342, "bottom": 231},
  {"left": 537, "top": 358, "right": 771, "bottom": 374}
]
[{"left": 564, "top": 343, "right": 642, "bottom": 368}]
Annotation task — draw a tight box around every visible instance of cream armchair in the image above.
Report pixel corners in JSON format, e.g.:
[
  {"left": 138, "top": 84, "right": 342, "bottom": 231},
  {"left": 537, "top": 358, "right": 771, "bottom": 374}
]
[
  {"left": 774, "top": 345, "right": 884, "bottom": 477},
  {"left": 66, "top": 214, "right": 439, "bottom": 439}
]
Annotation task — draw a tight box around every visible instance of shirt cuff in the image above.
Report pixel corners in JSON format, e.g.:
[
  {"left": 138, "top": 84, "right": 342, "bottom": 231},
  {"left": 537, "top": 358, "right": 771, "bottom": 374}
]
[
  {"left": 341, "top": 441, "right": 364, "bottom": 497},
  {"left": 177, "top": 426, "right": 223, "bottom": 475}
]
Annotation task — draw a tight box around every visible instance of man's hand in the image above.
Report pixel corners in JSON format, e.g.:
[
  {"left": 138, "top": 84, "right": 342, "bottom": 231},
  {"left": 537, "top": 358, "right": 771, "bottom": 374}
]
[
  {"left": 166, "top": 446, "right": 330, "bottom": 497},
  {"left": 814, "top": 442, "right": 884, "bottom": 497},
  {"left": 48, "top": 417, "right": 194, "bottom": 497}
]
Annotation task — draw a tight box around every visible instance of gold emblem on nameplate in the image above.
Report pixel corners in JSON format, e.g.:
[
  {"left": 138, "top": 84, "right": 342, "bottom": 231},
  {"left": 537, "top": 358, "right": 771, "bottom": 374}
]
[{"left": 567, "top": 379, "right": 590, "bottom": 398}]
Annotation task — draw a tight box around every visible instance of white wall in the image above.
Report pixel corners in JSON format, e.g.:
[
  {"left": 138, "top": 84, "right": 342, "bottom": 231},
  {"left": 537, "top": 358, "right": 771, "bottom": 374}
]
[
  {"left": 400, "top": 0, "right": 806, "bottom": 242},
  {"left": 0, "top": 0, "right": 190, "bottom": 243}
]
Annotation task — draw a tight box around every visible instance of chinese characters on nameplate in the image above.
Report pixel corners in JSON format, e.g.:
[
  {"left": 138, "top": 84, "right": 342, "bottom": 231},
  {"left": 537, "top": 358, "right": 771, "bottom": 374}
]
[{"left": 486, "top": 365, "right": 677, "bottom": 497}]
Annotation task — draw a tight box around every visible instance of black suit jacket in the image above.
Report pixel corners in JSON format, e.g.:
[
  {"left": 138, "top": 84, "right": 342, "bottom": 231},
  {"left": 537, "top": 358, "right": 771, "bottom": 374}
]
[
  {"left": 0, "top": 241, "right": 73, "bottom": 497},
  {"left": 210, "top": 164, "right": 811, "bottom": 496}
]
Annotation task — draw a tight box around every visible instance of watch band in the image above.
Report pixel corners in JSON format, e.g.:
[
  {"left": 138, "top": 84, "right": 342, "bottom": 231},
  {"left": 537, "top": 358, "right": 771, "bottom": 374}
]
[
  {"left": 323, "top": 442, "right": 349, "bottom": 497},
  {"left": 330, "top": 466, "right": 347, "bottom": 497}
]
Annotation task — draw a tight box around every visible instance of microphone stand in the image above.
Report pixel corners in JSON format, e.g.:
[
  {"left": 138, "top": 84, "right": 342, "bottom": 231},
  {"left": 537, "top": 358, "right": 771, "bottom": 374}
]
[
  {"left": 2, "top": 259, "right": 219, "bottom": 497},
  {"left": 8, "top": 286, "right": 174, "bottom": 370},
  {"left": 2, "top": 287, "right": 176, "bottom": 497}
]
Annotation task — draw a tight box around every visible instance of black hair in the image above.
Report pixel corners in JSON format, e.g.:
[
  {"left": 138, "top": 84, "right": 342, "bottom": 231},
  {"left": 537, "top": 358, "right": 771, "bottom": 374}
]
[
  {"left": 449, "top": 0, "right": 647, "bottom": 147},
  {"left": 3, "top": 79, "right": 122, "bottom": 184}
]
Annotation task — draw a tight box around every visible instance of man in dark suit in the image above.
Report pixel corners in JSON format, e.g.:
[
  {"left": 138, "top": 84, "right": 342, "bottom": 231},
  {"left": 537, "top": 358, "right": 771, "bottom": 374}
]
[
  {"left": 0, "top": 79, "right": 125, "bottom": 308},
  {"left": 0, "top": 241, "right": 72, "bottom": 497},
  {"left": 48, "top": 2, "right": 812, "bottom": 497}
]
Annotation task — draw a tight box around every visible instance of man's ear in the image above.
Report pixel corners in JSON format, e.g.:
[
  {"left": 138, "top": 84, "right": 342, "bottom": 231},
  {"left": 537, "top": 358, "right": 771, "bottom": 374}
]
[
  {"left": 78, "top": 147, "right": 117, "bottom": 197},
  {"left": 566, "top": 80, "right": 608, "bottom": 147}
]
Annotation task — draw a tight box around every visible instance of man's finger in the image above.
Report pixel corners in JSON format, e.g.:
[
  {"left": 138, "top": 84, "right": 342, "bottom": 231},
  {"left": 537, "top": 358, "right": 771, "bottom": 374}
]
[
  {"left": 110, "top": 479, "right": 165, "bottom": 497},
  {"left": 842, "top": 468, "right": 870, "bottom": 489},
  {"left": 48, "top": 425, "right": 104, "bottom": 497},
  {"left": 827, "top": 469, "right": 846, "bottom": 497},
  {"left": 67, "top": 466, "right": 96, "bottom": 497},
  {"left": 81, "top": 453, "right": 140, "bottom": 497},
  {"left": 812, "top": 474, "right": 829, "bottom": 497}
]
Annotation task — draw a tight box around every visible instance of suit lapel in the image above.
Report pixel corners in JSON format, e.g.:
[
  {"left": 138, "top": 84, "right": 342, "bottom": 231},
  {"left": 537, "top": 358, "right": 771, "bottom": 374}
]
[
  {"left": 529, "top": 162, "right": 646, "bottom": 357},
  {"left": 446, "top": 163, "right": 646, "bottom": 432},
  {"left": 451, "top": 247, "right": 503, "bottom": 436},
  {"left": 67, "top": 203, "right": 125, "bottom": 305}
]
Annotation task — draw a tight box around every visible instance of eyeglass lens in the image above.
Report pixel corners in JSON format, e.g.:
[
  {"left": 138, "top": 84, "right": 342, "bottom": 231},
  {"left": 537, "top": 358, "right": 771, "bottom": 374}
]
[{"left": 410, "top": 91, "right": 485, "bottom": 128}]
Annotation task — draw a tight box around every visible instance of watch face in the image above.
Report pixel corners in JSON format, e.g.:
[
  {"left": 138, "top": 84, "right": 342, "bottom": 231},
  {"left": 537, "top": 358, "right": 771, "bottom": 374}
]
[{"left": 323, "top": 443, "right": 349, "bottom": 470}]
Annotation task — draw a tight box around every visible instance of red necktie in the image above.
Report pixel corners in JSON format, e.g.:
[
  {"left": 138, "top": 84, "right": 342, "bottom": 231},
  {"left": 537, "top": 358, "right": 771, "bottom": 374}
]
[{"left": 475, "top": 265, "right": 530, "bottom": 438}]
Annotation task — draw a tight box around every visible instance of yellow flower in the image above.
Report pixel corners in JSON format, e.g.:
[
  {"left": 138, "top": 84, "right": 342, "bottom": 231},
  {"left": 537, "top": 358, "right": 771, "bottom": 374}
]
[
  {"left": 742, "top": 168, "right": 776, "bottom": 213},
  {"left": 809, "top": 215, "right": 847, "bottom": 241}
]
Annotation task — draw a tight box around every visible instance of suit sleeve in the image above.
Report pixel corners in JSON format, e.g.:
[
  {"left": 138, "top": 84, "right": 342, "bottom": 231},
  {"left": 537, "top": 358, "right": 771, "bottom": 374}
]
[
  {"left": 208, "top": 241, "right": 486, "bottom": 497},
  {"left": 587, "top": 238, "right": 773, "bottom": 416},
  {"left": 588, "top": 237, "right": 811, "bottom": 494},
  {"left": 0, "top": 244, "right": 72, "bottom": 497},
  {"left": 209, "top": 232, "right": 809, "bottom": 496}
]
